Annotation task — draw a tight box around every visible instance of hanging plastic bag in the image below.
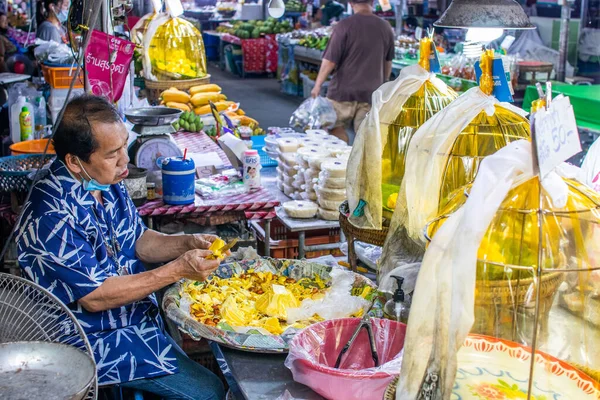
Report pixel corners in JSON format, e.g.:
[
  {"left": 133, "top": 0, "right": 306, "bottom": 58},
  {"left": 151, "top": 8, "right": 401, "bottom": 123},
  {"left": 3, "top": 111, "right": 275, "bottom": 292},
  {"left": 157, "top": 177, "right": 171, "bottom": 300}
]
[
  {"left": 142, "top": 1, "right": 207, "bottom": 81},
  {"left": 346, "top": 55, "right": 457, "bottom": 231},
  {"left": 289, "top": 96, "right": 337, "bottom": 131},
  {"left": 581, "top": 136, "right": 600, "bottom": 192},
  {"left": 396, "top": 140, "right": 570, "bottom": 399}
]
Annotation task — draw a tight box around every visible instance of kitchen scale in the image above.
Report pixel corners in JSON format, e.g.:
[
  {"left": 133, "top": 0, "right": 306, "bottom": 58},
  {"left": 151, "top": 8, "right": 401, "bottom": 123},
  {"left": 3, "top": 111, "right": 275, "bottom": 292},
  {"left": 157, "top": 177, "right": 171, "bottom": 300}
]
[{"left": 125, "top": 107, "right": 184, "bottom": 172}]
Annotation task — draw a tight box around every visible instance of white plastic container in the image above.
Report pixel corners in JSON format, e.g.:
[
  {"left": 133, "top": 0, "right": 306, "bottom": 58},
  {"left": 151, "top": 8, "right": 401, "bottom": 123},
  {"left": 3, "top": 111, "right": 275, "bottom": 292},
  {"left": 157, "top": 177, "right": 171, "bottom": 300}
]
[{"left": 243, "top": 149, "right": 261, "bottom": 191}]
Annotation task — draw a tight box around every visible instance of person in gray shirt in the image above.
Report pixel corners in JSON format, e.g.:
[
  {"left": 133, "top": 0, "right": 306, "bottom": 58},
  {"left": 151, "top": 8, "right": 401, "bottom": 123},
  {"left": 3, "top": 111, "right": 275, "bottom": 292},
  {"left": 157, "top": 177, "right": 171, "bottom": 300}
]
[{"left": 36, "top": 0, "right": 68, "bottom": 44}]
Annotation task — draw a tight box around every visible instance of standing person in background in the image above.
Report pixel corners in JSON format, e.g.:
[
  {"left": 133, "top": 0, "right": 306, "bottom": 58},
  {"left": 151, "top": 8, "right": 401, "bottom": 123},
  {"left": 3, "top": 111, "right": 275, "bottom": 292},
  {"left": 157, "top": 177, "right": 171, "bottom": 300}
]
[
  {"left": 0, "top": 12, "right": 16, "bottom": 72},
  {"left": 311, "top": 0, "right": 395, "bottom": 143},
  {"left": 36, "top": 0, "right": 68, "bottom": 44}
]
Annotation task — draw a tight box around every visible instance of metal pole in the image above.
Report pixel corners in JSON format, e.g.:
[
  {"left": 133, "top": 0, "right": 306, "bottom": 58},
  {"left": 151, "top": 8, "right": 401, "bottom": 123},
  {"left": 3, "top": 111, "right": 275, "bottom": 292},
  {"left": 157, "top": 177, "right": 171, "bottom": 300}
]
[
  {"left": 394, "top": 0, "right": 403, "bottom": 35},
  {"left": 579, "top": 0, "right": 589, "bottom": 41},
  {"left": 557, "top": 0, "right": 571, "bottom": 82}
]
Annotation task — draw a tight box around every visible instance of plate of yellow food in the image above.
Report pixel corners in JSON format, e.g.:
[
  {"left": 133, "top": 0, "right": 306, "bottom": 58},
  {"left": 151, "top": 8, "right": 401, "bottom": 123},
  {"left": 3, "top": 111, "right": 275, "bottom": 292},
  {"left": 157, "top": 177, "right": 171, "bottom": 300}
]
[{"left": 163, "top": 257, "right": 379, "bottom": 353}]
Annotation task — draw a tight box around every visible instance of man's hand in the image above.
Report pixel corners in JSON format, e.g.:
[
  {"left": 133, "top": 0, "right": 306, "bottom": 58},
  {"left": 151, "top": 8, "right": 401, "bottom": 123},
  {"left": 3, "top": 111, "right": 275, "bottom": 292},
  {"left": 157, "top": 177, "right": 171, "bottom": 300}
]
[
  {"left": 186, "top": 234, "right": 219, "bottom": 251},
  {"left": 311, "top": 84, "right": 321, "bottom": 99},
  {"left": 175, "top": 249, "right": 221, "bottom": 281}
]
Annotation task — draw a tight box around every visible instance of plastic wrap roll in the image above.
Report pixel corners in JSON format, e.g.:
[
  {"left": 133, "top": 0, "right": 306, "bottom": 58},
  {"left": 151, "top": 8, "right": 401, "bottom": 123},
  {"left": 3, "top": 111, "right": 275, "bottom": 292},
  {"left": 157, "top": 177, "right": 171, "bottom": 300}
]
[
  {"left": 308, "top": 156, "right": 338, "bottom": 170},
  {"left": 283, "top": 201, "right": 319, "bottom": 218},
  {"left": 278, "top": 138, "right": 300, "bottom": 153},
  {"left": 318, "top": 171, "right": 346, "bottom": 189},
  {"left": 318, "top": 207, "right": 339, "bottom": 221},
  {"left": 318, "top": 197, "right": 344, "bottom": 211},
  {"left": 321, "top": 160, "right": 347, "bottom": 178},
  {"left": 315, "top": 185, "right": 346, "bottom": 201},
  {"left": 325, "top": 140, "right": 348, "bottom": 150}
]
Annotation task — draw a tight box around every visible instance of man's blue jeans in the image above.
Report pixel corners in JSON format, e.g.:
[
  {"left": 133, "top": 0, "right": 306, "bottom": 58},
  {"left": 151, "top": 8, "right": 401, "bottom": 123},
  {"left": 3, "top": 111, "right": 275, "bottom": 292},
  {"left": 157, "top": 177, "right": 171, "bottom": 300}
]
[{"left": 120, "top": 339, "right": 226, "bottom": 400}]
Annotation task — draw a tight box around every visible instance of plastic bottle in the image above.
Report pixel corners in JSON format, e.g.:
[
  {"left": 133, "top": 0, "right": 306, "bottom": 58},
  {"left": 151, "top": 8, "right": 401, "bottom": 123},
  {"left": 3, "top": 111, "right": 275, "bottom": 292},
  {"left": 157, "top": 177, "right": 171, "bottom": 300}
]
[
  {"left": 243, "top": 149, "right": 261, "bottom": 191},
  {"left": 19, "top": 107, "right": 34, "bottom": 141},
  {"left": 10, "top": 96, "right": 35, "bottom": 144},
  {"left": 35, "top": 96, "right": 47, "bottom": 139},
  {"left": 383, "top": 276, "right": 410, "bottom": 323}
]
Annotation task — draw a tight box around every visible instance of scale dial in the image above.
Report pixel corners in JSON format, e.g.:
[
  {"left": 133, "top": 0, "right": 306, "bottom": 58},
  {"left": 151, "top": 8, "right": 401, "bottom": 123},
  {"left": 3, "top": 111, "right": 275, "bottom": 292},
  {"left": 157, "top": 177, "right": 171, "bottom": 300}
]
[{"left": 133, "top": 137, "right": 183, "bottom": 172}]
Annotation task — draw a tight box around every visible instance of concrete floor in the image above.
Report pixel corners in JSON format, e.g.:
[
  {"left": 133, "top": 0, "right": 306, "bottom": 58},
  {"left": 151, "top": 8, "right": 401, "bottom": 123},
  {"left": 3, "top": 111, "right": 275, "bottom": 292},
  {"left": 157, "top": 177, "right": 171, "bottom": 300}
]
[{"left": 207, "top": 63, "right": 303, "bottom": 129}]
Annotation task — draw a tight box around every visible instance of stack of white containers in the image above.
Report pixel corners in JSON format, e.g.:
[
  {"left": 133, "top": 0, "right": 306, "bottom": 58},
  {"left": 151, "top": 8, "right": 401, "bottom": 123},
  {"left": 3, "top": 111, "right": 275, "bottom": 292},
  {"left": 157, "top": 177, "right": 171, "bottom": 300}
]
[{"left": 276, "top": 129, "right": 352, "bottom": 221}]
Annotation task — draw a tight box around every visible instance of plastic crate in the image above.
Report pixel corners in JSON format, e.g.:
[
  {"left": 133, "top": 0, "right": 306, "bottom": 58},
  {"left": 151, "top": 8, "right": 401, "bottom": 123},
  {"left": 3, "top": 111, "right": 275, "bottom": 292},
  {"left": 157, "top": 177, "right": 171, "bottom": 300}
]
[
  {"left": 250, "top": 219, "right": 343, "bottom": 259},
  {"left": 250, "top": 135, "right": 277, "bottom": 167},
  {"left": 41, "top": 64, "right": 84, "bottom": 89}
]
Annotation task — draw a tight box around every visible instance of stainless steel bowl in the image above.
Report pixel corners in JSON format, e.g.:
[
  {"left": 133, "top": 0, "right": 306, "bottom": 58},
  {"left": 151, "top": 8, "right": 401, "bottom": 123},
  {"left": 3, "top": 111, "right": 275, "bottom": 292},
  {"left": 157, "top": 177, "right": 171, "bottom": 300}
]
[
  {"left": 0, "top": 341, "right": 96, "bottom": 400},
  {"left": 124, "top": 107, "right": 183, "bottom": 126}
]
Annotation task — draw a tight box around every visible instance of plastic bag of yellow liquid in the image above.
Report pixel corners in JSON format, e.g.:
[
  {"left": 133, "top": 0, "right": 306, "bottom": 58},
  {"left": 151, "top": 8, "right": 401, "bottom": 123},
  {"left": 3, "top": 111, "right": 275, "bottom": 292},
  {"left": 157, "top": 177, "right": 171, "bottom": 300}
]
[
  {"left": 347, "top": 38, "right": 457, "bottom": 231},
  {"left": 396, "top": 140, "right": 600, "bottom": 400},
  {"left": 143, "top": 12, "right": 207, "bottom": 81},
  {"left": 378, "top": 50, "right": 531, "bottom": 280}
]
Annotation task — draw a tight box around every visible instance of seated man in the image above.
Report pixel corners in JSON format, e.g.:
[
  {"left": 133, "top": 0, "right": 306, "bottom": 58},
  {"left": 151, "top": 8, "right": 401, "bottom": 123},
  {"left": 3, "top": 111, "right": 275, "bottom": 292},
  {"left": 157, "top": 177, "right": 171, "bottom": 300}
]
[{"left": 16, "top": 95, "right": 226, "bottom": 400}]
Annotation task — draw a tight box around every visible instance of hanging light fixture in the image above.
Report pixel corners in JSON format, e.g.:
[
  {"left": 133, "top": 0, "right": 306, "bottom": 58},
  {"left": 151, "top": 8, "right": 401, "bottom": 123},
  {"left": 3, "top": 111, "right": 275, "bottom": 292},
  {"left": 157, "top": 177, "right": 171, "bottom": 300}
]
[{"left": 434, "top": 0, "right": 535, "bottom": 30}]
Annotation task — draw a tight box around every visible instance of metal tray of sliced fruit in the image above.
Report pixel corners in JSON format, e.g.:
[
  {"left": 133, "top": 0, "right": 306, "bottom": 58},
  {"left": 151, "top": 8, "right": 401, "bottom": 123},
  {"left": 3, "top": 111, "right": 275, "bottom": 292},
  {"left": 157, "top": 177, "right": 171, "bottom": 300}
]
[{"left": 163, "top": 257, "right": 380, "bottom": 353}]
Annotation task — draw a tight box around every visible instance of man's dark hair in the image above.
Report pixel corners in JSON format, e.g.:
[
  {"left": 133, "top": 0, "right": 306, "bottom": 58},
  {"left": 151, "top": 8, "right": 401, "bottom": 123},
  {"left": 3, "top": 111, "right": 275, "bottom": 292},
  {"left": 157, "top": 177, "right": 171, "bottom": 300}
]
[{"left": 52, "top": 94, "right": 122, "bottom": 162}]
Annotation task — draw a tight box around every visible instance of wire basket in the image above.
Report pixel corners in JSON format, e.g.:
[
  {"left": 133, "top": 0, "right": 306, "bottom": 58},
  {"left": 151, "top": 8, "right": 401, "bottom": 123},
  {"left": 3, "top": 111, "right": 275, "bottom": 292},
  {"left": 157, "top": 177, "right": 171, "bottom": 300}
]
[
  {"left": 0, "top": 154, "right": 55, "bottom": 192},
  {"left": 0, "top": 273, "right": 97, "bottom": 399}
]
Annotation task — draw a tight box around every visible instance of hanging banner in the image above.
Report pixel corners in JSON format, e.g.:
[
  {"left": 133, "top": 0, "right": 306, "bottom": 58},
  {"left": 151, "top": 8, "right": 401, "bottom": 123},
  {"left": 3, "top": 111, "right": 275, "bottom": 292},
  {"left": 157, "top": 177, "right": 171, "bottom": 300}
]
[{"left": 85, "top": 30, "right": 135, "bottom": 102}]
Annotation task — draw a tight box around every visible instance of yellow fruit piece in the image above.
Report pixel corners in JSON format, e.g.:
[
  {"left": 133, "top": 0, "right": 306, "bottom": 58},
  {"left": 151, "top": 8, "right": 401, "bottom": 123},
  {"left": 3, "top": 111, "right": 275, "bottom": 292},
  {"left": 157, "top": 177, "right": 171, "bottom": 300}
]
[
  {"left": 190, "top": 92, "right": 227, "bottom": 107},
  {"left": 387, "top": 193, "right": 399, "bottom": 210},
  {"left": 165, "top": 102, "right": 191, "bottom": 112},
  {"left": 255, "top": 284, "right": 299, "bottom": 320},
  {"left": 194, "top": 102, "right": 231, "bottom": 116},
  {"left": 190, "top": 84, "right": 222, "bottom": 96},
  {"left": 260, "top": 317, "right": 283, "bottom": 335},
  {"left": 207, "top": 238, "right": 226, "bottom": 260},
  {"left": 161, "top": 88, "right": 190, "bottom": 104},
  {"left": 237, "top": 116, "right": 259, "bottom": 127},
  {"left": 236, "top": 109, "right": 246, "bottom": 116}
]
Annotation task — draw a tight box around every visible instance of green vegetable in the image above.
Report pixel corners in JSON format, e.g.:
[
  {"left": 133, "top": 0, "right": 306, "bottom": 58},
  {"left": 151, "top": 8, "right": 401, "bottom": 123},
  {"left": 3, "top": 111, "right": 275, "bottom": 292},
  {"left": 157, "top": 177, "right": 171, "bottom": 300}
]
[{"left": 173, "top": 121, "right": 180, "bottom": 130}]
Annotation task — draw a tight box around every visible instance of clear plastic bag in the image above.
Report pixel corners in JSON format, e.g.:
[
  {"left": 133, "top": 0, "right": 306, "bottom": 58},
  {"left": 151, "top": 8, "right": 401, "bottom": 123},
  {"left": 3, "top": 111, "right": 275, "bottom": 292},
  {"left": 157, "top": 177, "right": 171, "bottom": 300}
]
[
  {"left": 289, "top": 96, "right": 337, "bottom": 131},
  {"left": 285, "top": 317, "right": 406, "bottom": 400}
]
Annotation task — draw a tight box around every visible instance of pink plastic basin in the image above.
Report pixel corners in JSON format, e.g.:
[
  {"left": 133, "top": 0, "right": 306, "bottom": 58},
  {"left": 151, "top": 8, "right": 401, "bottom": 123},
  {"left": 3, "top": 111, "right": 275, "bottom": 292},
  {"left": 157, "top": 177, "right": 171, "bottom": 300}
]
[{"left": 286, "top": 318, "right": 407, "bottom": 400}]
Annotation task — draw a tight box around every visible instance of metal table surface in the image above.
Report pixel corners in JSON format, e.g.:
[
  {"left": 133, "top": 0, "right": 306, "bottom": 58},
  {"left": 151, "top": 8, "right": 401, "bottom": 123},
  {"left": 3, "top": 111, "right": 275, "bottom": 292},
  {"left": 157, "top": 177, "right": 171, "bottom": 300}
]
[
  {"left": 275, "top": 207, "right": 343, "bottom": 259},
  {"left": 214, "top": 344, "right": 325, "bottom": 400}
]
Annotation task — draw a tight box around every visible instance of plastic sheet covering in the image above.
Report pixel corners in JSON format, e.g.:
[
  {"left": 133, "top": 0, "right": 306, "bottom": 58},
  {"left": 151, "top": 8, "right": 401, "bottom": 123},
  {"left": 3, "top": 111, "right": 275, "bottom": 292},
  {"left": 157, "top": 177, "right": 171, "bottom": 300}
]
[
  {"left": 397, "top": 140, "right": 600, "bottom": 399},
  {"left": 399, "top": 87, "right": 530, "bottom": 245},
  {"left": 285, "top": 318, "right": 407, "bottom": 400},
  {"left": 378, "top": 87, "right": 530, "bottom": 279},
  {"left": 143, "top": 14, "right": 207, "bottom": 80},
  {"left": 131, "top": 12, "right": 158, "bottom": 45},
  {"left": 346, "top": 64, "right": 457, "bottom": 231}
]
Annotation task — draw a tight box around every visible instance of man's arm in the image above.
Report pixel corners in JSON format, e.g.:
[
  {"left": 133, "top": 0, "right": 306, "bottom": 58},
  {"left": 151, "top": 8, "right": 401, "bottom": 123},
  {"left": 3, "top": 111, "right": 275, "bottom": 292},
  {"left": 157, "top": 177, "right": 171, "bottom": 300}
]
[
  {"left": 79, "top": 249, "right": 219, "bottom": 312},
  {"left": 135, "top": 229, "right": 217, "bottom": 264},
  {"left": 385, "top": 61, "right": 393, "bottom": 81},
  {"left": 311, "top": 59, "right": 336, "bottom": 98}
]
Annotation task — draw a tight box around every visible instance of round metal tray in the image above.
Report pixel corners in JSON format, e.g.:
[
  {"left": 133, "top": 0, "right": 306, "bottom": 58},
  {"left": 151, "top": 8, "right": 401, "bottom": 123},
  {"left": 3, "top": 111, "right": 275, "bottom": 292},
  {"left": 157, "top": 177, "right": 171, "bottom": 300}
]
[
  {"left": 0, "top": 341, "right": 96, "bottom": 400},
  {"left": 124, "top": 107, "right": 182, "bottom": 126}
]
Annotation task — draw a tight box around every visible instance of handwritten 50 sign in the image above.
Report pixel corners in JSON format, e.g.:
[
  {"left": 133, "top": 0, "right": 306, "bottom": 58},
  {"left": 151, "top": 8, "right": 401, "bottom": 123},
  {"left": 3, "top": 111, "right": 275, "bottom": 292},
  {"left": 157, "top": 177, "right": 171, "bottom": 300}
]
[{"left": 534, "top": 95, "right": 581, "bottom": 178}]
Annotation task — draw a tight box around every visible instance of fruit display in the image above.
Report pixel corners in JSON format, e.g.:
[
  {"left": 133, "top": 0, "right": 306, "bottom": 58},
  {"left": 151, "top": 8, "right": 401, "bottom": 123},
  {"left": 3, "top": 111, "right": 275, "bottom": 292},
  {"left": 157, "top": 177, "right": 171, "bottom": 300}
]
[
  {"left": 174, "top": 111, "right": 205, "bottom": 133},
  {"left": 160, "top": 84, "right": 264, "bottom": 136},
  {"left": 285, "top": 0, "right": 306, "bottom": 12},
  {"left": 217, "top": 18, "right": 294, "bottom": 39},
  {"left": 296, "top": 30, "right": 329, "bottom": 50}
]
